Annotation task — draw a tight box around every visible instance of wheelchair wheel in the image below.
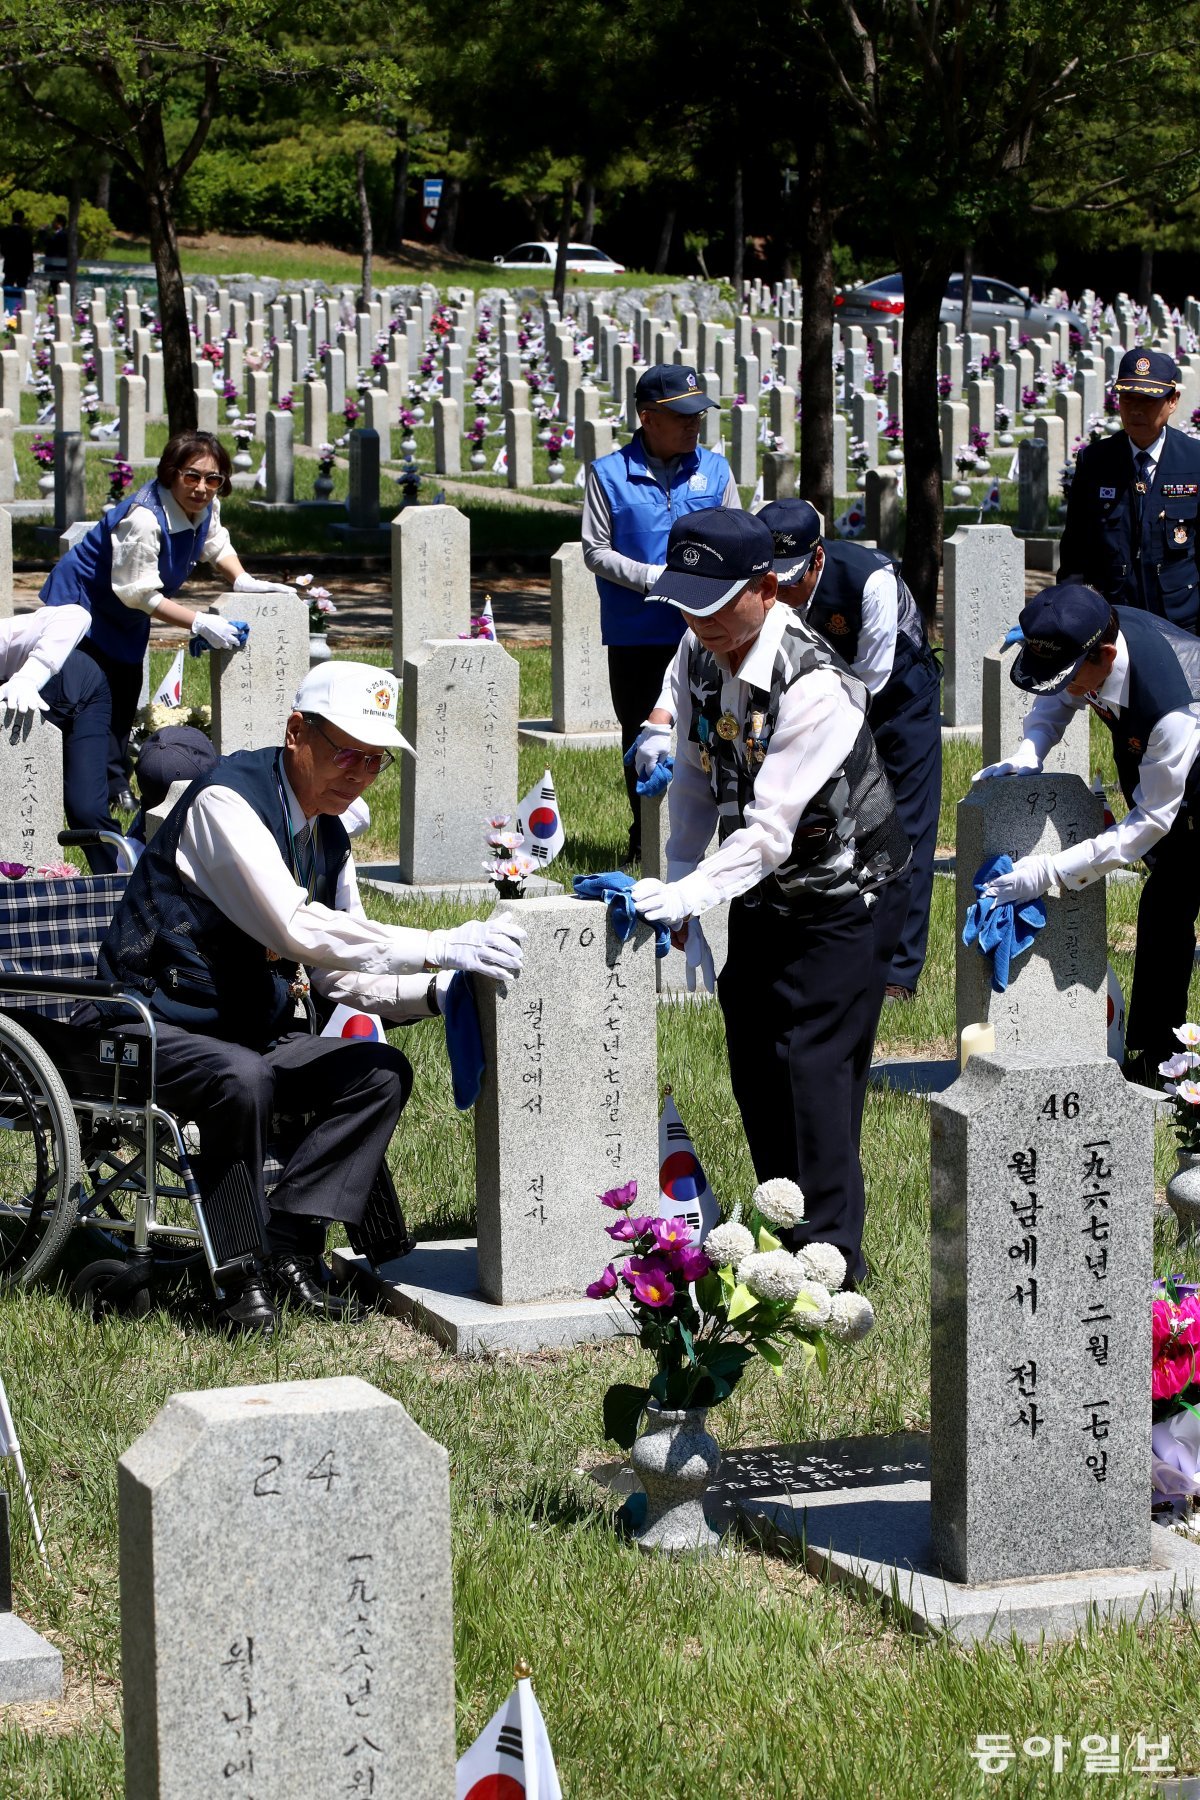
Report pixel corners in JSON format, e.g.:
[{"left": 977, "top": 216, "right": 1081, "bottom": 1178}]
[
  {"left": 69, "top": 1258, "right": 153, "bottom": 1321},
  {"left": 0, "top": 1012, "right": 83, "bottom": 1286}
]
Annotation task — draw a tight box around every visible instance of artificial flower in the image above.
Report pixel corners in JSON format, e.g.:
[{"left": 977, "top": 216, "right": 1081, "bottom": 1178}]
[
  {"left": 1178, "top": 1081, "right": 1200, "bottom": 1107},
  {"left": 650, "top": 1218, "right": 694, "bottom": 1253},
  {"left": 738, "top": 1249, "right": 806, "bottom": 1304},
  {"left": 667, "top": 1244, "right": 712, "bottom": 1282},
  {"left": 824, "top": 1292, "right": 876, "bottom": 1342},
  {"left": 585, "top": 1265, "right": 618, "bottom": 1300},
  {"left": 1160, "top": 1053, "right": 1199, "bottom": 1080},
  {"left": 703, "top": 1221, "right": 756, "bottom": 1268},
  {"left": 294, "top": 572, "right": 314, "bottom": 589},
  {"left": 605, "top": 1215, "right": 656, "bottom": 1242},
  {"left": 628, "top": 1264, "right": 675, "bottom": 1309},
  {"left": 795, "top": 1242, "right": 847, "bottom": 1293},
  {"left": 751, "top": 1178, "right": 806, "bottom": 1228},
  {"left": 792, "top": 1280, "right": 833, "bottom": 1329},
  {"left": 599, "top": 1180, "right": 638, "bottom": 1211},
  {"left": 1176, "top": 1023, "right": 1200, "bottom": 1048}
]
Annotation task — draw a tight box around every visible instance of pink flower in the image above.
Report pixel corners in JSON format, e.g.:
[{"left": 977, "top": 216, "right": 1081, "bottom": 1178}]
[
  {"left": 0, "top": 862, "right": 29, "bottom": 879},
  {"left": 1153, "top": 1297, "right": 1200, "bottom": 1399},
  {"left": 650, "top": 1217, "right": 693, "bottom": 1252},
  {"left": 667, "top": 1244, "right": 712, "bottom": 1282},
  {"left": 600, "top": 1179, "right": 638, "bottom": 1211},
  {"left": 35, "top": 862, "right": 75, "bottom": 880},
  {"left": 629, "top": 1265, "right": 675, "bottom": 1308},
  {"left": 585, "top": 1264, "right": 618, "bottom": 1300},
  {"left": 605, "top": 1214, "right": 655, "bottom": 1242}
]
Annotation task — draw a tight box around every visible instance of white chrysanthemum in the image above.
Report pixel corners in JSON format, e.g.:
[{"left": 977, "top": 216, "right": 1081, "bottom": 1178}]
[
  {"left": 751, "top": 1178, "right": 806, "bottom": 1227},
  {"left": 824, "top": 1292, "right": 876, "bottom": 1342},
  {"left": 795, "top": 1242, "right": 847, "bottom": 1293},
  {"left": 738, "top": 1249, "right": 806, "bottom": 1303},
  {"left": 704, "top": 1221, "right": 756, "bottom": 1269},
  {"left": 791, "top": 1280, "right": 832, "bottom": 1329}
]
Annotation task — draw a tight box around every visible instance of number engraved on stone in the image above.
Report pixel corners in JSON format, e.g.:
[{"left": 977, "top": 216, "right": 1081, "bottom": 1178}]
[
  {"left": 1040, "top": 1092, "right": 1080, "bottom": 1120},
  {"left": 578, "top": 927, "right": 595, "bottom": 947},
  {"left": 305, "top": 1449, "right": 343, "bottom": 1492},
  {"left": 252, "top": 1454, "right": 283, "bottom": 1497}
]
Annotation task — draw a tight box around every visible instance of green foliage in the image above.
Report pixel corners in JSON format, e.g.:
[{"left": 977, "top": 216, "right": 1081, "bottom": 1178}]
[
  {"left": 0, "top": 189, "right": 111, "bottom": 257},
  {"left": 178, "top": 130, "right": 394, "bottom": 246}
]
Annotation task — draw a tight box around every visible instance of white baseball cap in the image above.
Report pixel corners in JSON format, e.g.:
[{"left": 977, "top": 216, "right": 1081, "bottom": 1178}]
[{"left": 293, "top": 662, "right": 414, "bottom": 754}]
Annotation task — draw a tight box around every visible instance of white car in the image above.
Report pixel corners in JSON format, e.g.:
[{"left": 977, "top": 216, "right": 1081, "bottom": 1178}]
[{"left": 493, "top": 241, "right": 625, "bottom": 274}]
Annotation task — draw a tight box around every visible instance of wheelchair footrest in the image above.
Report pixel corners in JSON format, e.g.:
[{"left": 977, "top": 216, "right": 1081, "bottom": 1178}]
[
  {"left": 345, "top": 1167, "right": 413, "bottom": 1267},
  {"left": 194, "top": 1159, "right": 268, "bottom": 1271}
]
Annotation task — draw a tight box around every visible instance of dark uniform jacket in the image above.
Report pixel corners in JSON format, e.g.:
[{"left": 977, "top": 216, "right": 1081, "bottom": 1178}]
[{"left": 1059, "top": 426, "right": 1200, "bottom": 632}]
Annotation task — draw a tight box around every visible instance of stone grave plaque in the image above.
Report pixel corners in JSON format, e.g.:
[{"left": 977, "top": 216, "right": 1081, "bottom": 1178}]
[
  {"left": 550, "top": 541, "right": 617, "bottom": 734},
  {"left": 391, "top": 507, "right": 470, "bottom": 673},
  {"left": 955, "top": 773, "right": 1105, "bottom": 1057},
  {"left": 930, "top": 1052, "right": 1151, "bottom": 1584},
  {"left": 119, "top": 1376, "right": 454, "bottom": 1799},
  {"left": 398, "top": 640, "right": 518, "bottom": 883},
  {"left": 0, "top": 713, "right": 65, "bottom": 867},
  {"left": 982, "top": 638, "right": 1090, "bottom": 780},
  {"left": 210, "top": 590, "right": 309, "bottom": 755},
  {"left": 640, "top": 784, "right": 728, "bottom": 998},
  {"left": 942, "top": 525, "right": 1025, "bottom": 727},
  {"left": 474, "top": 896, "right": 658, "bottom": 1304}
]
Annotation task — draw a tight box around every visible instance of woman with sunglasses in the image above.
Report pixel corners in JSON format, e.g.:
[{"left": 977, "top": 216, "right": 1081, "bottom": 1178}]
[{"left": 40, "top": 429, "right": 286, "bottom": 808}]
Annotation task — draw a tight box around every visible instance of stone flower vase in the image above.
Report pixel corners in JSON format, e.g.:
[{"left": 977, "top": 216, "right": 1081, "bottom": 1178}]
[
  {"left": 547, "top": 457, "right": 565, "bottom": 485},
  {"left": 470, "top": 447, "right": 486, "bottom": 469},
  {"left": 308, "top": 632, "right": 332, "bottom": 666},
  {"left": 1167, "top": 1151, "right": 1200, "bottom": 1244},
  {"left": 619, "top": 1403, "right": 722, "bottom": 1555}
]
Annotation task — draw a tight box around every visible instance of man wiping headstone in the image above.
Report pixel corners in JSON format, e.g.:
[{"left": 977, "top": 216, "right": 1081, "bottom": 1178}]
[{"left": 975, "top": 580, "right": 1200, "bottom": 1081}]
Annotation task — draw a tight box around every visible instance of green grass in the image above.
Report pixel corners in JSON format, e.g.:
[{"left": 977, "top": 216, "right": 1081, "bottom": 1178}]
[{"left": 2, "top": 659, "right": 1196, "bottom": 1798}]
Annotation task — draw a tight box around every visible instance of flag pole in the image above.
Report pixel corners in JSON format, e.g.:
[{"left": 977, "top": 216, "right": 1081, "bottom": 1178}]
[
  {"left": 514, "top": 1657, "right": 539, "bottom": 1797},
  {"left": 0, "top": 1379, "right": 49, "bottom": 1575}
]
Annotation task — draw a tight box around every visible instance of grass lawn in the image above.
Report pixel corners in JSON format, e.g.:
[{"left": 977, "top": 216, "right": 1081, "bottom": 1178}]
[{"left": 0, "top": 654, "right": 1196, "bottom": 1799}]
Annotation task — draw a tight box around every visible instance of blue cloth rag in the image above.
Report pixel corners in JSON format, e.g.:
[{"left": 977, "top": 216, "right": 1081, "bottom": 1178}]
[
  {"left": 443, "top": 971, "right": 485, "bottom": 1110},
  {"left": 961, "top": 854, "right": 1047, "bottom": 992},
  {"left": 1001, "top": 623, "right": 1024, "bottom": 649},
  {"left": 572, "top": 871, "right": 671, "bottom": 957},
  {"left": 622, "top": 740, "right": 675, "bottom": 797}
]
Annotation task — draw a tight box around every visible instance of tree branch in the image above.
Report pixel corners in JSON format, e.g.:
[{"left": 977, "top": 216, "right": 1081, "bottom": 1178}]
[{"left": 170, "top": 55, "right": 222, "bottom": 187}]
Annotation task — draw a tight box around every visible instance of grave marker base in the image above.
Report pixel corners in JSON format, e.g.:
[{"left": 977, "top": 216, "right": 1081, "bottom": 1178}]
[
  {"left": 718, "top": 1434, "right": 1200, "bottom": 1645},
  {"left": 0, "top": 1613, "right": 63, "bottom": 1704},
  {"left": 333, "top": 1242, "right": 627, "bottom": 1356},
  {"left": 517, "top": 719, "right": 622, "bottom": 751},
  {"left": 355, "top": 866, "right": 562, "bottom": 903}
]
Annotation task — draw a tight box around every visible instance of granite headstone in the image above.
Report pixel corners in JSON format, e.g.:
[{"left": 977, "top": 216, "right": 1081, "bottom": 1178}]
[
  {"left": 398, "top": 639, "right": 518, "bottom": 883},
  {"left": 550, "top": 542, "right": 617, "bottom": 734},
  {"left": 391, "top": 506, "right": 471, "bottom": 673},
  {"left": 942, "top": 525, "right": 1025, "bottom": 727},
  {"left": 209, "top": 590, "right": 309, "bottom": 754}
]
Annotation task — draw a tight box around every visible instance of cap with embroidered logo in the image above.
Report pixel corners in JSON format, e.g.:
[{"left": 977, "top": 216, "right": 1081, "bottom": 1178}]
[
  {"left": 633, "top": 363, "right": 717, "bottom": 415},
  {"left": 293, "top": 661, "right": 414, "bottom": 754},
  {"left": 648, "top": 508, "right": 775, "bottom": 616},
  {"left": 1113, "top": 347, "right": 1180, "bottom": 398},
  {"left": 1010, "top": 582, "right": 1111, "bottom": 695},
  {"left": 757, "top": 498, "right": 823, "bottom": 582}
]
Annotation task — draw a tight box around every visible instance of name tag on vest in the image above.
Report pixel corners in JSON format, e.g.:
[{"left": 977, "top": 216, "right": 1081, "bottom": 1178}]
[{"left": 688, "top": 473, "right": 709, "bottom": 493}]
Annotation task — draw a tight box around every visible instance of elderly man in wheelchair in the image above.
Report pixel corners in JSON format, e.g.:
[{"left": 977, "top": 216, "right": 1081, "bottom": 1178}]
[{"left": 0, "top": 662, "right": 524, "bottom": 1335}]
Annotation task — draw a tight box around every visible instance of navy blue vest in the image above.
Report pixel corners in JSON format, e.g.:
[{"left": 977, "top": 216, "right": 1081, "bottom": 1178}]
[
  {"left": 805, "top": 540, "right": 939, "bottom": 724},
  {"left": 97, "top": 747, "right": 350, "bottom": 1049},
  {"left": 1096, "top": 608, "right": 1200, "bottom": 812},
  {"left": 41, "top": 481, "right": 213, "bottom": 664}
]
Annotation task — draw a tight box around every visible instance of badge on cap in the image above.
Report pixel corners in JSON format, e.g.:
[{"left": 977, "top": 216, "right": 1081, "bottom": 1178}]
[
  {"left": 375, "top": 685, "right": 393, "bottom": 711},
  {"left": 1136, "top": 356, "right": 1151, "bottom": 374},
  {"left": 686, "top": 372, "right": 697, "bottom": 389},
  {"left": 682, "top": 545, "right": 701, "bottom": 567}
]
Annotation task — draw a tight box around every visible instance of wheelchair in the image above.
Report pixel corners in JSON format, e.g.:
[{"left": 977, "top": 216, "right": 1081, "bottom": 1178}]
[{"left": 0, "top": 830, "right": 408, "bottom": 1320}]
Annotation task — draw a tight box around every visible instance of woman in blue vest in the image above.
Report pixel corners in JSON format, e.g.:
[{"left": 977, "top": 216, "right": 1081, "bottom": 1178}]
[{"left": 41, "top": 430, "right": 276, "bottom": 806}]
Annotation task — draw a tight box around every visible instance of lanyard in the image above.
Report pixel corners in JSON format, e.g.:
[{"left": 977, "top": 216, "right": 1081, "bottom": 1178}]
[{"left": 277, "top": 775, "right": 320, "bottom": 902}]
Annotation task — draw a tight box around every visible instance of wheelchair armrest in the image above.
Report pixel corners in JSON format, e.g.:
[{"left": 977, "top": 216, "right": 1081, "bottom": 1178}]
[{"left": 0, "top": 974, "right": 131, "bottom": 998}]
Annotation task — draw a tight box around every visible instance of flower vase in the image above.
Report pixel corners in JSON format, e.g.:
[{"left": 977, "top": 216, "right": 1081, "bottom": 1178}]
[
  {"left": 470, "top": 448, "right": 486, "bottom": 469},
  {"left": 547, "top": 457, "right": 565, "bottom": 485},
  {"left": 308, "top": 633, "right": 332, "bottom": 667},
  {"left": 618, "top": 1404, "right": 722, "bottom": 1555},
  {"left": 998, "top": 430, "right": 1014, "bottom": 447},
  {"left": 538, "top": 424, "right": 552, "bottom": 445},
  {"left": 401, "top": 434, "right": 417, "bottom": 457},
  {"left": 886, "top": 445, "right": 904, "bottom": 464},
  {"left": 1167, "top": 1151, "right": 1200, "bottom": 1244},
  {"left": 951, "top": 481, "right": 974, "bottom": 501},
  {"left": 232, "top": 440, "right": 253, "bottom": 473},
  {"left": 37, "top": 471, "right": 54, "bottom": 498},
  {"left": 313, "top": 469, "right": 335, "bottom": 502},
  {"left": 1022, "top": 413, "right": 1037, "bottom": 429}
]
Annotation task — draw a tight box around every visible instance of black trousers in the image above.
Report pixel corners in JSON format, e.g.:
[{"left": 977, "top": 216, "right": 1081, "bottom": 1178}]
[
  {"left": 1125, "top": 810, "right": 1200, "bottom": 1070},
  {"left": 42, "top": 649, "right": 120, "bottom": 874},
  {"left": 151, "top": 1023, "right": 412, "bottom": 1246},
  {"left": 718, "top": 888, "right": 901, "bottom": 1286},
  {"left": 870, "top": 669, "right": 943, "bottom": 993},
  {"left": 77, "top": 637, "right": 143, "bottom": 803},
  {"left": 607, "top": 643, "right": 678, "bottom": 858}
]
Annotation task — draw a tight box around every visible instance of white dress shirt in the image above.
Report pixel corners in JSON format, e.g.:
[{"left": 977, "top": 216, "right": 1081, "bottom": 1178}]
[
  {"left": 110, "top": 485, "right": 233, "bottom": 614},
  {"left": 176, "top": 764, "right": 437, "bottom": 1020},
  {"left": 801, "top": 559, "right": 898, "bottom": 694},
  {"left": 0, "top": 606, "right": 91, "bottom": 683},
  {"left": 1017, "top": 630, "right": 1200, "bottom": 887},
  {"left": 662, "top": 603, "right": 867, "bottom": 906}
]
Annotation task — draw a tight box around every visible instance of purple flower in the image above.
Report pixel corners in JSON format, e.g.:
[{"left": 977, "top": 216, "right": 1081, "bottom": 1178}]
[
  {"left": 278, "top": 392, "right": 293, "bottom": 412},
  {"left": 937, "top": 375, "right": 952, "bottom": 399},
  {"left": 0, "top": 863, "right": 29, "bottom": 880},
  {"left": 600, "top": 1179, "right": 638, "bottom": 1210},
  {"left": 668, "top": 1245, "right": 713, "bottom": 1282},
  {"left": 605, "top": 1214, "right": 655, "bottom": 1242},
  {"left": 585, "top": 1264, "right": 619, "bottom": 1299},
  {"left": 628, "top": 1261, "right": 675, "bottom": 1309},
  {"left": 1021, "top": 386, "right": 1039, "bottom": 410},
  {"left": 650, "top": 1217, "right": 693, "bottom": 1252}
]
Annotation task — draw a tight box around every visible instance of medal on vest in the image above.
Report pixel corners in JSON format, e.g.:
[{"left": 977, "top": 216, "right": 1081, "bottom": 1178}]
[
  {"left": 699, "top": 747, "right": 711, "bottom": 774},
  {"left": 1175, "top": 524, "right": 1189, "bottom": 545},
  {"left": 716, "top": 711, "right": 739, "bottom": 741}
]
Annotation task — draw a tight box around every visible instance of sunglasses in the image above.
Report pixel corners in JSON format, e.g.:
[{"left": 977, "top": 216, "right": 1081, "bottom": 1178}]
[
  {"left": 178, "top": 469, "right": 224, "bottom": 488},
  {"left": 304, "top": 715, "right": 394, "bottom": 776}
]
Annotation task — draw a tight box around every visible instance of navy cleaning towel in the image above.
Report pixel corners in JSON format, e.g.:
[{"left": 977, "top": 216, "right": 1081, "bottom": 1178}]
[
  {"left": 622, "top": 740, "right": 674, "bottom": 797},
  {"left": 572, "top": 871, "right": 671, "bottom": 957},
  {"left": 443, "top": 972, "right": 485, "bottom": 1110},
  {"left": 961, "top": 853, "right": 1047, "bottom": 993}
]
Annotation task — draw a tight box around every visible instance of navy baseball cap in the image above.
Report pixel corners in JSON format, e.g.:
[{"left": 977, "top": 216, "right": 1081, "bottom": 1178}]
[
  {"left": 649, "top": 509, "right": 775, "bottom": 616},
  {"left": 634, "top": 363, "right": 716, "bottom": 415},
  {"left": 1113, "top": 348, "right": 1180, "bottom": 398},
  {"left": 757, "top": 499, "right": 823, "bottom": 582},
  {"left": 1010, "top": 583, "right": 1111, "bottom": 694}
]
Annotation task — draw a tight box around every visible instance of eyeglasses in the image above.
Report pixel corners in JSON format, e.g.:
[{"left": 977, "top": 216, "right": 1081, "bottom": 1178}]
[
  {"left": 305, "top": 716, "right": 394, "bottom": 776},
  {"left": 178, "top": 469, "right": 223, "bottom": 488}
]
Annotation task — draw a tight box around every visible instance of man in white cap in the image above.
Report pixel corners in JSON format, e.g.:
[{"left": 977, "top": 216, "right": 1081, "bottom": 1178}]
[{"left": 96, "top": 661, "right": 525, "bottom": 1333}]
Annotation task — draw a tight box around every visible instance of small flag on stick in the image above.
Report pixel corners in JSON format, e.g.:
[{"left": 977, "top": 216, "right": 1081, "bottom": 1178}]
[
  {"left": 151, "top": 647, "right": 185, "bottom": 708},
  {"left": 0, "top": 1376, "right": 50, "bottom": 1573},
  {"left": 456, "top": 1664, "right": 562, "bottom": 1799},
  {"left": 516, "top": 770, "right": 564, "bottom": 868},
  {"left": 658, "top": 1091, "right": 719, "bottom": 1239}
]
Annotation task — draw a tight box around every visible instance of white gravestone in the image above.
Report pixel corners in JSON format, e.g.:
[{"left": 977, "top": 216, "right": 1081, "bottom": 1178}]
[
  {"left": 474, "top": 896, "right": 658, "bottom": 1304},
  {"left": 119, "top": 1377, "right": 455, "bottom": 1800},
  {"left": 982, "top": 638, "right": 1090, "bottom": 780},
  {"left": 0, "top": 714, "right": 65, "bottom": 866},
  {"left": 391, "top": 506, "right": 471, "bottom": 673},
  {"left": 942, "top": 525, "right": 1025, "bottom": 728},
  {"left": 398, "top": 640, "right": 518, "bottom": 883},
  {"left": 210, "top": 591, "right": 309, "bottom": 754},
  {"left": 550, "top": 541, "right": 617, "bottom": 734}
]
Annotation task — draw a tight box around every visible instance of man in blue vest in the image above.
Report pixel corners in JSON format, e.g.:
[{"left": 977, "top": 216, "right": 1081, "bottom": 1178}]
[
  {"left": 975, "top": 581, "right": 1200, "bottom": 1081},
  {"left": 1059, "top": 348, "right": 1200, "bottom": 634},
  {"left": 95, "top": 662, "right": 527, "bottom": 1334},
  {"left": 582, "top": 363, "right": 739, "bottom": 860},
  {"left": 757, "top": 499, "right": 943, "bottom": 1002}
]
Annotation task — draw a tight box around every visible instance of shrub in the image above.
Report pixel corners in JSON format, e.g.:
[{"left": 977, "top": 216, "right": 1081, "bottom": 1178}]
[{"left": 0, "top": 189, "right": 113, "bottom": 259}]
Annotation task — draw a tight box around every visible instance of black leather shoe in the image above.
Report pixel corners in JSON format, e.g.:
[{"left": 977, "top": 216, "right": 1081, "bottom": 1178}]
[
  {"left": 266, "top": 1252, "right": 364, "bottom": 1320},
  {"left": 216, "top": 1272, "right": 277, "bottom": 1336}
]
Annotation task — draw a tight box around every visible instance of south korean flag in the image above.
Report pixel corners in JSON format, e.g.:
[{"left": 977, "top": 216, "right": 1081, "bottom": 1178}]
[
  {"left": 658, "top": 1092, "right": 719, "bottom": 1238},
  {"left": 516, "top": 769, "right": 565, "bottom": 867}
]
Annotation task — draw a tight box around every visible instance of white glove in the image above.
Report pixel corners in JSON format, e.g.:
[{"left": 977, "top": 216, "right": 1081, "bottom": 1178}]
[
  {"left": 0, "top": 667, "right": 50, "bottom": 717},
  {"left": 631, "top": 873, "right": 719, "bottom": 930},
  {"left": 643, "top": 563, "right": 666, "bottom": 596},
  {"left": 972, "top": 741, "right": 1043, "bottom": 783},
  {"left": 232, "top": 574, "right": 293, "bottom": 595},
  {"left": 425, "top": 912, "right": 527, "bottom": 979},
  {"left": 632, "top": 721, "right": 673, "bottom": 780},
  {"left": 683, "top": 918, "right": 716, "bottom": 994},
  {"left": 981, "top": 853, "right": 1059, "bottom": 907},
  {"left": 191, "top": 612, "right": 248, "bottom": 652}
]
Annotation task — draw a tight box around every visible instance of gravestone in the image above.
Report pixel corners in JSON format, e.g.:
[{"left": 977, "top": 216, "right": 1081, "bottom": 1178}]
[
  {"left": 398, "top": 640, "right": 518, "bottom": 883},
  {"left": 1035, "top": 413, "right": 1067, "bottom": 481},
  {"left": 302, "top": 380, "right": 328, "bottom": 449},
  {"left": 209, "top": 590, "right": 309, "bottom": 755},
  {"left": 930, "top": 1052, "right": 1150, "bottom": 1583},
  {"left": 940, "top": 401, "right": 969, "bottom": 478},
  {"left": 144, "top": 779, "right": 191, "bottom": 844},
  {"left": 432, "top": 397, "right": 461, "bottom": 475},
  {"left": 0, "top": 1484, "right": 61, "bottom": 1702},
  {"left": 942, "top": 525, "right": 1024, "bottom": 727},
  {"left": 955, "top": 773, "right": 1106, "bottom": 1056},
  {"left": 195, "top": 389, "right": 218, "bottom": 435},
  {"left": 851, "top": 391, "right": 878, "bottom": 468},
  {"left": 264, "top": 410, "right": 294, "bottom": 505},
  {"left": 550, "top": 541, "right": 617, "bottom": 733},
  {"left": 761, "top": 451, "right": 795, "bottom": 501},
  {"left": 474, "top": 896, "right": 658, "bottom": 1303},
  {"left": 640, "top": 785, "right": 729, "bottom": 999},
  {"left": 732, "top": 405, "right": 757, "bottom": 487},
  {"left": 119, "top": 374, "right": 146, "bottom": 464},
  {"left": 0, "top": 713, "right": 65, "bottom": 866},
  {"left": 0, "top": 503, "right": 11, "bottom": 614},
  {"left": 347, "top": 428, "right": 380, "bottom": 530},
  {"left": 864, "top": 469, "right": 901, "bottom": 557},
  {"left": 119, "top": 1377, "right": 454, "bottom": 1799},
  {"left": 391, "top": 506, "right": 471, "bottom": 672},
  {"left": 982, "top": 638, "right": 1090, "bottom": 779},
  {"left": 505, "top": 407, "right": 533, "bottom": 489},
  {"left": 53, "top": 361, "right": 80, "bottom": 434},
  {"left": 1017, "top": 436, "right": 1049, "bottom": 533}
]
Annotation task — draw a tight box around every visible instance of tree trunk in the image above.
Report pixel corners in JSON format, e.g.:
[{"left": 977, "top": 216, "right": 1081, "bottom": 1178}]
[
  {"left": 900, "top": 250, "right": 955, "bottom": 623},
  {"left": 136, "top": 122, "right": 195, "bottom": 433},
  {"left": 1137, "top": 241, "right": 1154, "bottom": 308},
  {"left": 356, "top": 147, "right": 373, "bottom": 310},
  {"left": 731, "top": 164, "right": 744, "bottom": 299},
  {"left": 960, "top": 243, "right": 973, "bottom": 337},
  {"left": 386, "top": 123, "right": 409, "bottom": 254},
  {"left": 552, "top": 176, "right": 574, "bottom": 313},
  {"left": 436, "top": 175, "right": 461, "bottom": 252},
  {"left": 579, "top": 180, "right": 596, "bottom": 244},
  {"left": 799, "top": 150, "right": 836, "bottom": 526},
  {"left": 94, "top": 156, "right": 111, "bottom": 215},
  {"left": 66, "top": 178, "right": 81, "bottom": 317},
  {"left": 653, "top": 207, "right": 676, "bottom": 275}
]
